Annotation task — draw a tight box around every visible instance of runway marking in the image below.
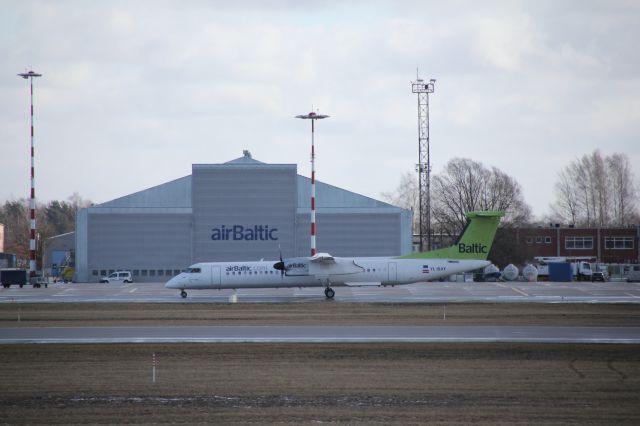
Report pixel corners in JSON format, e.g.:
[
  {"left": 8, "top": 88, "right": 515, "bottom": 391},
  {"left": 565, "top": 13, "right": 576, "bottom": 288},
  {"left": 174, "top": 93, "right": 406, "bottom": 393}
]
[
  {"left": 624, "top": 293, "right": 639, "bottom": 298},
  {"left": 511, "top": 287, "right": 530, "bottom": 297},
  {"left": 129, "top": 288, "right": 137, "bottom": 293}
]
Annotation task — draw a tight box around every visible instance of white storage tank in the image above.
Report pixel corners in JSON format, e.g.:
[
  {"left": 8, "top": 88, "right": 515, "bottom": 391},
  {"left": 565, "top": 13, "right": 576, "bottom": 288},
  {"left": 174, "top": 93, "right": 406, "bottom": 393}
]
[
  {"left": 503, "top": 264, "right": 519, "bottom": 281},
  {"left": 522, "top": 264, "right": 538, "bottom": 282}
]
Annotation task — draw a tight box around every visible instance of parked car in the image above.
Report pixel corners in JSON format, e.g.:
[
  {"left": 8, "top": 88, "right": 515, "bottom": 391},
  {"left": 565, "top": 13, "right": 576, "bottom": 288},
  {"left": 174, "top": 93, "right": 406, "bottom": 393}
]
[
  {"left": 591, "top": 271, "right": 607, "bottom": 282},
  {"left": 99, "top": 271, "right": 133, "bottom": 283}
]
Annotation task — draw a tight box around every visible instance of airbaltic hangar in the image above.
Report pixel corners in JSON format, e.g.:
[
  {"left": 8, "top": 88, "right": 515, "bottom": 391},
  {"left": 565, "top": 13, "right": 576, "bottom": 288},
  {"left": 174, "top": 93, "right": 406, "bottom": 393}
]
[{"left": 74, "top": 151, "right": 412, "bottom": 282}]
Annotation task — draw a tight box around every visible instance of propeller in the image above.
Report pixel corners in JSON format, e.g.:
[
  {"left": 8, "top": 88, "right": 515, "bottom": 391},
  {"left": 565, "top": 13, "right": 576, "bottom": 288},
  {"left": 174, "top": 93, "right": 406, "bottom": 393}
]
[{"left": 273, "top": 246, "right": 286, "bottom": 277}]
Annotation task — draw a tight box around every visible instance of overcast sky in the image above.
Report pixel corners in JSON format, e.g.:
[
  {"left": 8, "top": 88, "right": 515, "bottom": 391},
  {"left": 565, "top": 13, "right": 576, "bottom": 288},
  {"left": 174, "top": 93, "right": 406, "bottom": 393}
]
[{"left": 2, "top": 0, "right": 639, "bottom": 218}]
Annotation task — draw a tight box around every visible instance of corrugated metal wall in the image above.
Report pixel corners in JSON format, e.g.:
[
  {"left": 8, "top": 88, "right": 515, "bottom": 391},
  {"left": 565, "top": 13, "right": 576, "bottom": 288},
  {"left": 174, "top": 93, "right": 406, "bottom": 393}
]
[
  {"left": 87, "top": 212, "right": 192, "bottom": 279},
  {"left": 295, "top": 212, "right": 401, "bottom": 257},
  {"left": 192, "top": 164, "right": 297, "bottom": 262}
]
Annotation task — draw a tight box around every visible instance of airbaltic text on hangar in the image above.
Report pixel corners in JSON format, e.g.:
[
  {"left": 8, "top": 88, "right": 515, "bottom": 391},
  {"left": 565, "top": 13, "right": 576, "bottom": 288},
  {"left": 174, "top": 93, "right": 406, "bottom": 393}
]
[{"left": 211, "top": 225, "right": 278, "bottom": 241}]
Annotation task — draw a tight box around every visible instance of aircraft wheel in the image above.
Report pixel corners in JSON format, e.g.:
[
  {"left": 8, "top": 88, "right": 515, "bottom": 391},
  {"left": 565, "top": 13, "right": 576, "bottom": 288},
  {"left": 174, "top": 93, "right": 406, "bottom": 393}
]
[
  {"left": 324, "top": 287, "right": 335, "bottom": 299},
  {"left": 180, "top": 290, "right": 187, "bottom": 299}
]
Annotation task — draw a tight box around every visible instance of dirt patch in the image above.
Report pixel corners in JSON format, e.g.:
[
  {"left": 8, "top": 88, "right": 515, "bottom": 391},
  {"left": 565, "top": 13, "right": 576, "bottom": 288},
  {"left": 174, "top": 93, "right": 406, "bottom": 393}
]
[{"left": 1, "top": 343, "right": 639, "bottom": 424}]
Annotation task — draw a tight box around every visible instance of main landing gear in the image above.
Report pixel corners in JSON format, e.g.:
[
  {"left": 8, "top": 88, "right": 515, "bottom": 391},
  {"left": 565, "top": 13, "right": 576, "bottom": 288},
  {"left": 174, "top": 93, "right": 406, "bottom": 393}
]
[
  {"left": 180, "top": 290, "right": 187, "bottom": 299},
  {"left": 324, "top": 287, "right": 335, "bottom": 299}
]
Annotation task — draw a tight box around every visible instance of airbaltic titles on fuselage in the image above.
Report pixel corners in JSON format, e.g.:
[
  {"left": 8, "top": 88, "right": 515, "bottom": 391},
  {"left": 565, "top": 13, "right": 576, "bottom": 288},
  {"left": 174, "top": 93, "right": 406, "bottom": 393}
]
[
  {"left": 212, "top": 225, "right": 278, "bottom": 241},
  {"left": 225, "top": 264, "right": 272, "bottom": 273}
]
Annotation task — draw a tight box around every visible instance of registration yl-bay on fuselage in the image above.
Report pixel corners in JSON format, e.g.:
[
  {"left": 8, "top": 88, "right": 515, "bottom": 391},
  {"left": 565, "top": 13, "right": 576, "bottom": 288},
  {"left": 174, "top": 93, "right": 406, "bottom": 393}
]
[{"left": 165, "top": 211, "right": 504, "bottom": 298}]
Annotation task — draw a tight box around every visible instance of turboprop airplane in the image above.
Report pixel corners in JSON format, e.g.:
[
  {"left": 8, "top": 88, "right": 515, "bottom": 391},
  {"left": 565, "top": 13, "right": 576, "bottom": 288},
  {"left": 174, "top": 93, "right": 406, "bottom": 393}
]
[{"left": 165, "top": 211, "right": 504, "bottom": 299}]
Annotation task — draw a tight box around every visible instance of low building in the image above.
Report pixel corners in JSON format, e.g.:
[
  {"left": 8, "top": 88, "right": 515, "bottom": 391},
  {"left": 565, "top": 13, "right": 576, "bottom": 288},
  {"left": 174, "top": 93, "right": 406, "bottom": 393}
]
[{"left": 517, "top": 224, "right": 640, "bottom": 264}]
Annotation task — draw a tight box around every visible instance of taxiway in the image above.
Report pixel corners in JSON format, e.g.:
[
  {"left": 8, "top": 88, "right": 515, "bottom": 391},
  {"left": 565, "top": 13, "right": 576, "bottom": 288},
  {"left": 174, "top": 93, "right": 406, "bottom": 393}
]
[
  {"left": 2, "top": 325, "right": 639, "bottom": 344},
  {"left": 1, "top": 280, "right": 639, "bottom": 304}
]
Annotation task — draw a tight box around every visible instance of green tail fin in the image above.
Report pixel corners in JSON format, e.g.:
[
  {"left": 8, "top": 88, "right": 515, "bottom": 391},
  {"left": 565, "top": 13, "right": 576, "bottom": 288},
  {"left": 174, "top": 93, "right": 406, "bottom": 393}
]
[{"left": 397, "top": 211, "right": 504, "bottom": 260}]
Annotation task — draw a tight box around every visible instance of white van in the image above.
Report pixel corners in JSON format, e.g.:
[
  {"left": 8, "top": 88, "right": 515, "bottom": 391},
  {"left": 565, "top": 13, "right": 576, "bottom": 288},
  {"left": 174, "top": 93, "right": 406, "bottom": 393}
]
[{"left": 99, "top": 271, "right": 133, "bottom": 283}]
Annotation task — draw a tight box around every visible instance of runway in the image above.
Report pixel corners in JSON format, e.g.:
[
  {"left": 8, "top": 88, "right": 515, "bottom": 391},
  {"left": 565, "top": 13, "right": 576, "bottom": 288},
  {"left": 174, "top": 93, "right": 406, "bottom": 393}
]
[
  {"left": 2, "top": 325, "right": 639, "bottom": 344},
  {"left": 1, "top": 280, "right": 640, "bottom": 304}
]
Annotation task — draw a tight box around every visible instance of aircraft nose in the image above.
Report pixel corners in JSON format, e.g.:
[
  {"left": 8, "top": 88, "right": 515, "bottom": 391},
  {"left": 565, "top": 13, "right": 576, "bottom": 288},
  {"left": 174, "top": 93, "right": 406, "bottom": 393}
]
[{"left": 165, "top": 275, "right": 183, "bottom": 289}]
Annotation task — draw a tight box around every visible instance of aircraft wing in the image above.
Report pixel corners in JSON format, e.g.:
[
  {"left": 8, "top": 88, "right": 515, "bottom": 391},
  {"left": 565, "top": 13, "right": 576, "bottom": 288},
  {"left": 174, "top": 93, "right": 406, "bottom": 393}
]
[
  {"left": 310, "top": 252, "right": 336, "bottom": 263},
  {"left": 344, "top": 282, "right": 381, "bottom": 287}
]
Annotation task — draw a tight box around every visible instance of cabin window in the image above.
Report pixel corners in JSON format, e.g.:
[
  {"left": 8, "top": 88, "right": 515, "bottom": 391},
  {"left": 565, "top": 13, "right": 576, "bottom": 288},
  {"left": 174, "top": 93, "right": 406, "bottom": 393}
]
[{"left": 187, "top": 267, "right": 201, "bottom": 273}]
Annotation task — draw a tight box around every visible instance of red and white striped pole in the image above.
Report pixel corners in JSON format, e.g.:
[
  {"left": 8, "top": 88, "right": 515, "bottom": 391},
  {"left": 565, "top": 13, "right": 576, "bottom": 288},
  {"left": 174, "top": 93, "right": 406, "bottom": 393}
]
[
  {"left": 295, "top": 111, "right": 329, "bottom": 257},
  {"left": 18, "top": 70, "right": 42, "bottom": 278}
]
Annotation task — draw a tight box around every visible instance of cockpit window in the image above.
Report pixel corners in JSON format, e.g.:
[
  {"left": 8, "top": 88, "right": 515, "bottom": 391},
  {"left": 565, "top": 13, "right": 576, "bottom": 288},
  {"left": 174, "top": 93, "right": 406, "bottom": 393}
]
[{"left": 186, "top": 267, "right": 201, "bottom": 273}]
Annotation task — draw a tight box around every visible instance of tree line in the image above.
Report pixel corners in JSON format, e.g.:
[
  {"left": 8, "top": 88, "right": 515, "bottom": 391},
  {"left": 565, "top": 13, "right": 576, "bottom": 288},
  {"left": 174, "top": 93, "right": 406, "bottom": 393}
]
[
  {"left": 383, "top": 150, "right": 639, "bottom": 266},
  {"left": 0, "top": 193, "right": 91, "bottom": 269}
]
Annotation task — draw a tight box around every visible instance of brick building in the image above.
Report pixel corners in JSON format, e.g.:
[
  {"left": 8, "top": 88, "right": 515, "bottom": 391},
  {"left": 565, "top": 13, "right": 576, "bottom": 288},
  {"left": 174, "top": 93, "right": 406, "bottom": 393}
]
[{"left": 516, "top": 224, "right": 639, "bottom": 264}]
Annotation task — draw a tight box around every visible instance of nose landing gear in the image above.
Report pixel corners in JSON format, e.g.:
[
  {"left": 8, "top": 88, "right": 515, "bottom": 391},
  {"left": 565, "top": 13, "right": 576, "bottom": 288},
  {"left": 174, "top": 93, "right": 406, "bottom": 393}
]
[
  {"left": 180, "top": 290, "right": 187, "bottom": 298},
  {"left": 324, "top": 287, "right": 335, "bottom": 299}
]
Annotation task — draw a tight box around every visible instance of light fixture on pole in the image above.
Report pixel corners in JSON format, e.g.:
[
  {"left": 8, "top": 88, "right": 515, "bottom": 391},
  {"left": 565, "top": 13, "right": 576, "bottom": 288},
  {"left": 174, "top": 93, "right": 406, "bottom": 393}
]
[
  {"left": 411, "top": 73, "right": 435, "bottom": 252},
  {"left": 18, "top": 70, "right": 42, "bottom": 278},
  {"left": 295, "top": 111, "right": 329, "bottom": 256}
]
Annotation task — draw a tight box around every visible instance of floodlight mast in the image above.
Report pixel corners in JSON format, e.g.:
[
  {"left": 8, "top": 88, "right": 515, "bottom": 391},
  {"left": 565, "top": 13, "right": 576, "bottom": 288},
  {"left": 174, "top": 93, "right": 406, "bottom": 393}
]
[
  {"left": 17, "top": 70, "right": 42, "bottom": 278},
  {"left": 295, "top": 111, "right": 329, "bottom": 256},
  {"left": 411, "top": 73, "right": 435, "bottom": 252}
]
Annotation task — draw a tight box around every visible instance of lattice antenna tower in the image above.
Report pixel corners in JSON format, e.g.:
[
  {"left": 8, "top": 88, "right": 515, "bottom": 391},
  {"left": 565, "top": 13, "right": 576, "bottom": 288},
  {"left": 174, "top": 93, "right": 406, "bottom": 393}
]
[{"left": 411, "top": 71, "right": 435, "bottom": 252}]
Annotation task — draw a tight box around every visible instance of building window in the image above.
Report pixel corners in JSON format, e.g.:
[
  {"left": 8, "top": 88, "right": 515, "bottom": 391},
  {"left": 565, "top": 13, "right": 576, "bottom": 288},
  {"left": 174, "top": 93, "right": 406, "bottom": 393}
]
[
  {"left": 133, "top": 270, "right": 139, "bottom": 276},
  {"left": 545, "top": 237, "right": 552, "bottom": 244},
  {"left": 605, "top": 236, "right": 634, "bottom": 249},
  {"left": 536, "top": 236, "right": 543, "bottom": 244},
  {"left": 158, "top": 270, "right": 164, "bottom": 276},
  {"left": 100, "top": 270, "right": 106, "bottom": 276},
  {"left": 565, "top": 236, "right": 593, "bottom": 249},
  {"left": 174, "top": 269, "right": 181, "bottom": 276},
  {"left": 166, "top": 270, "right": 173, "bottom": 276},
  {"left": 525, "top": 237, "right": 533, "bottom": 244},
  {"left": 92, "top": 270, "right": 98, "bottom": 276},
  {"left": 149, "top": 270, "right": 156, "bottom": 277},
  {"left": 141, "top": 270, "right": 148, "bottom": 277}
]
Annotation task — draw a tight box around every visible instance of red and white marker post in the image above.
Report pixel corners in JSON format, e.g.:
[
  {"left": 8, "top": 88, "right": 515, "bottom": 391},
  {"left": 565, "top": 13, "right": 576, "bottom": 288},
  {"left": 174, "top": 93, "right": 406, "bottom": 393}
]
[{"left": 295, "top": 111, "right": 329, "bottom": 256}]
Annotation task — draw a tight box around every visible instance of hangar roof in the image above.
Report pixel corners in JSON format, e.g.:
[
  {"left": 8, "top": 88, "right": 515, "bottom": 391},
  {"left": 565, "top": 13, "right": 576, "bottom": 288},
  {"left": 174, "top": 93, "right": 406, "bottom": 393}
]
[
  {"left": 95, "top": 153, "right": 406, "bottom": 213},
  {"left": 98, "top": 175, "right": 192, "bottom": 208}
]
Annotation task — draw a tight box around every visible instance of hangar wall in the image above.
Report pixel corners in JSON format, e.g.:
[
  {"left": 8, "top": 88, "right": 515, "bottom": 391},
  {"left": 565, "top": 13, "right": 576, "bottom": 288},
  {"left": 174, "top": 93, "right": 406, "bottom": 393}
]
[{"left": 75, "top": 154, "right": 412, "bottom": 282}]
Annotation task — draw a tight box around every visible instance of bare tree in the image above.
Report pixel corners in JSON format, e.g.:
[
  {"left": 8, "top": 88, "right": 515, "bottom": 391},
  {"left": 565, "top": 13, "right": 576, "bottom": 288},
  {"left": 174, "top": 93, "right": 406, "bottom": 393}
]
[
  {"left": 381, "top": 172, "right": 419, "bottom": 230},
  {"left": 552, "top": 150, "right": 638, "bottom": 226},
  {"left": 431, "top": 158, "right": 532, "bottom": 238},
  {"left": 607, "top": 153, "right": 637, "bottom": 225}
]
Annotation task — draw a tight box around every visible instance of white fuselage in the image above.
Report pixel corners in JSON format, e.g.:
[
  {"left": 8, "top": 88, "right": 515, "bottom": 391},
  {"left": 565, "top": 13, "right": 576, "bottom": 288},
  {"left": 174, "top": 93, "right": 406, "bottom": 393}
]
[{"left": 165, "top": 257, "right": 489, "bottom": 290}]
